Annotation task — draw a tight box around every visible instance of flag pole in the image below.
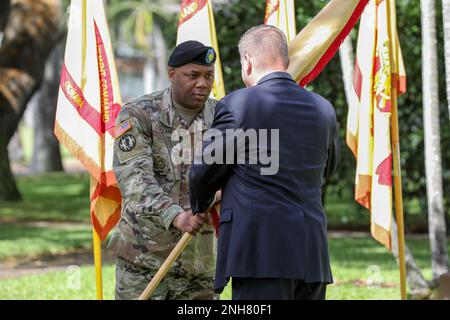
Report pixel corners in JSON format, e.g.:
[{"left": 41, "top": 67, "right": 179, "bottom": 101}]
[
  {"left": 387, "top": 0, "right": 407, "bottom": 300},
  {"left": 93, "top": 227, "right": 103, "bottom": 300},
  {"left": 283, "top": 0, "right": 291, "bottom": 43},
  {"left": 391, "top": 90, "right": 407, "bottom": 300},
  {"left": 83, "top": 1, "right": 103, "bottom": 299},
  {"left": 206, "top": 0, "right": 226, "bottom": 99}
]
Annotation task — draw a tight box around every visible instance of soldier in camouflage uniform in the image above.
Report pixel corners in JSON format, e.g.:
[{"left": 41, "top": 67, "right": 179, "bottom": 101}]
[{"left": 108, "top": 41, "right": 220, "bottom": 300}]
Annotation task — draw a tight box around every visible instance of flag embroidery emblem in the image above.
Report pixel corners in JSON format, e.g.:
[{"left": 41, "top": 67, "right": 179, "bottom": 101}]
[{"left": 115, "top": 119, "right": 131, "bottom": 138}]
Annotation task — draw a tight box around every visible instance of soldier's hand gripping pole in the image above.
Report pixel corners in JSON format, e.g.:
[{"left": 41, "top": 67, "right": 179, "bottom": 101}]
[
  {"left": 138, "top": 232, "right": 193, "bottom": 300},
  {"left": 138, "top": 196, "right": 221, "bottom": 300}
]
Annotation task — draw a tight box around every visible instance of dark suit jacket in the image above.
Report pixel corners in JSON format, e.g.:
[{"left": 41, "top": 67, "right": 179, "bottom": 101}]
[{"left": 189, "top": 72, "right": 340, "bottom": 293}]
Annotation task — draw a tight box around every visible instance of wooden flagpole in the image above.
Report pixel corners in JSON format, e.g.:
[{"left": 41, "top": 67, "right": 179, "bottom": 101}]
[
  {"left": 93, "top": 227, "right": 103, "bottom": 300},
  {"left": 82, "top": 0, "right": 103, "bottom": 301},
  {"left": 391, "top": 88, "right": 408, "bottom": 300},
  {"left": 388, "top": 0, "right": 407, "bottom": 300}
]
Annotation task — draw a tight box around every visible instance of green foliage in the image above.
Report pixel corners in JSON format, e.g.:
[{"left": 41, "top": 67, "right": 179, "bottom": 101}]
[{"left": 106, "top": 0, "right": 170, "bottom": 53}]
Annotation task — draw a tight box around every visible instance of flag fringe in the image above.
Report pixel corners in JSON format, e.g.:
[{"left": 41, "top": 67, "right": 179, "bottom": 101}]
[
  {"left": 54, "top": 121, "right": 117, "bottom": 185},
  {"left": 371, "top": 222, "right": 392, "bottom": 251}
]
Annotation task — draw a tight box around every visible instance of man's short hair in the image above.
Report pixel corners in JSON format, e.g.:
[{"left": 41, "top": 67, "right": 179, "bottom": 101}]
[{"left": 238, "top": 25, "right": 289, "bottom": 69}]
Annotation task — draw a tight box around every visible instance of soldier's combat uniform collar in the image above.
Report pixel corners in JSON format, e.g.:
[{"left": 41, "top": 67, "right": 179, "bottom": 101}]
[
  {"left": 171, "top": 96, "right": 203, "bottom": 128},
  {"left": 160, "top": 87, "right": 214, "bottom": 132}
]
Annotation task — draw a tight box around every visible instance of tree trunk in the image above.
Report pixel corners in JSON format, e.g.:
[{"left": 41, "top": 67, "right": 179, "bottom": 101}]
[
  {"left": 0, "top": 0, "right": 62, "bottom": 200},
  {"left": 0, "top": 1, "right": 11, "bottom": 32},
  {"left": 391, "top": 220, "right": 433, "bottom": 299},
  {"left": 421, "top": 0, "right": 450, "bottom": 282},
  {"left": 443, "top": 0, "right": 450, "bottom": 119},
  {"left": 339, "top": 36, "right": 355, "bottom": 107},
  {"left": 8, "top": 130, "right": 24, "bottom": 162},
  {"left": 31, "top": 38, "right": 64, "bottom": 173},
  {"left": 0, "top": 122, "right": 20, "bottom": 200}
]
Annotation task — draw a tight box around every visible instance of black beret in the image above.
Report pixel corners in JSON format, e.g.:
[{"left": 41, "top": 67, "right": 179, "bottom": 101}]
[{"left": 168, "top": 40, "right": 216, "bottom": 67}]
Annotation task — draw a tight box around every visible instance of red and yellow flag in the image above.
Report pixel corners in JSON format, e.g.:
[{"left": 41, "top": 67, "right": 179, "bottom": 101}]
[
  {"left": 176, "top": 0, "right": 225, "bottom": 100},
  {"left": 287, "top": 0, "right": 369, "bottom": 87},
  {"left": 54, "top": 0, "right": 122, "bottom": 240},
  {"left": 264, "top": 0, "right": 297, "bottom": 43},
  {"left": 346, "top": 0, "right": 406, "bottom": 250}
]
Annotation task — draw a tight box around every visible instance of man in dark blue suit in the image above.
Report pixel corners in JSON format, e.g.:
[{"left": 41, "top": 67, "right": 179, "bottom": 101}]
[{"left": 189, "top": 25, "right": 340, "bottom": 300}]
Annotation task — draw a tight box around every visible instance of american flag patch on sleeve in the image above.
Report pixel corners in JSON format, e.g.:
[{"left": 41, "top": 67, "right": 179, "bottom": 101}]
[{"left": 115, "top": 119, "right": 132, "bottom": 138}]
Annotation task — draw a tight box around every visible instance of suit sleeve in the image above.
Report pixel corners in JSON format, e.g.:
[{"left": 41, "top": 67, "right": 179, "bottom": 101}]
[
  {"left": 189, "top": 100, "right": 237, "bottom": 214},
  {"left": 113, "top": 107, "right": 184, "bottom": 231},
  {"left": 324, "top": 115, "right": 341, "bottom": 178}
]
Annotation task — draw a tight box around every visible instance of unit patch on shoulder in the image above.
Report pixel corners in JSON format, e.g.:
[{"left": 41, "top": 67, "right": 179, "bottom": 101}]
[
  {"left": 119, "top": 134, "right": 136, "bottom": 152},
  {"left": 115, "top": 119, "right": 132, "bottom": 138}
]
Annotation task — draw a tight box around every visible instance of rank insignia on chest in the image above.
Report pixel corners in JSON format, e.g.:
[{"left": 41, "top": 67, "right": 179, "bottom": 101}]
[
  {"left": 119, "top": 134, "right": 136, "bottom": 152},
  {"left": 153, "top": 155, "right": 167, "bottom": 171},
  {"left": 115, "top": 119, "right": 132, "bottom": 138}
]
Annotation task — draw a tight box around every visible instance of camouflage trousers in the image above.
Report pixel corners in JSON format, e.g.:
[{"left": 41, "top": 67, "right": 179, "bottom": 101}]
[{"left": 115, "top": 256, "right": 218, "bottom": 300}]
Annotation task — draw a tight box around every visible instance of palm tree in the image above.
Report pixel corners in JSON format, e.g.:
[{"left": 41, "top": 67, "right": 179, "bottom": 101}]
[
  {"left": 107, "top": 0, "right": 179, "bottom": 93},
  {"left": 443, "top": 0, "right": 450, "bottom": 119},
  {"left": 339, "top": 36, "right": 355, "bottom": 107},
  {"left": 420, "top": 0, "right": 449, "bottom": 284}
]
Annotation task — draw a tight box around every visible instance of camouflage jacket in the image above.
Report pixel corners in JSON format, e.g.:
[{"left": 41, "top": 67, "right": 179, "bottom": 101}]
[{"left": 108, "top": 87, "right": 217, "bottom": 276}]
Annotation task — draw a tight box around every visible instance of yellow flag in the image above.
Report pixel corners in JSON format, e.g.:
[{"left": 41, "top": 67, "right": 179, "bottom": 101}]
[
  {"left": 54, "top": 0, "right": 122, "bottom": 240},
  {"left": 346, "top": 0, "right": 406, "bottom": 250},
  {"left": 287, "top": 0, "right": 369, "bottom": 86},
  {"left": 264, "top": 0, "right": 297, "bottom": 43},
  {"left": 176, "top": 0, "right": 226, "bottom": 99}
]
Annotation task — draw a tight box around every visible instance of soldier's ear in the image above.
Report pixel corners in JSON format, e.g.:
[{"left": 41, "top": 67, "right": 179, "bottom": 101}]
[{"left": 168, "top": 67, "right": 176, "bottom": 83}]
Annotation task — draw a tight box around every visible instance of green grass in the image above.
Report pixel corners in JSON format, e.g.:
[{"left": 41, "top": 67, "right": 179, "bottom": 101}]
[
  {"left": 327, "top": 236, "right": 437, "bottom": 300},
  {"left": 0, "top": 223, "right": 93, "bottom": 261},
  {"left": 0, "top": 172, "right": 90, "bottom": 223},
  {"left": 0, "top": 235, "right": 445, "bottom": 300},
  {"left": 0, "top": 264, "right": 116, "bottom": 300}
]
